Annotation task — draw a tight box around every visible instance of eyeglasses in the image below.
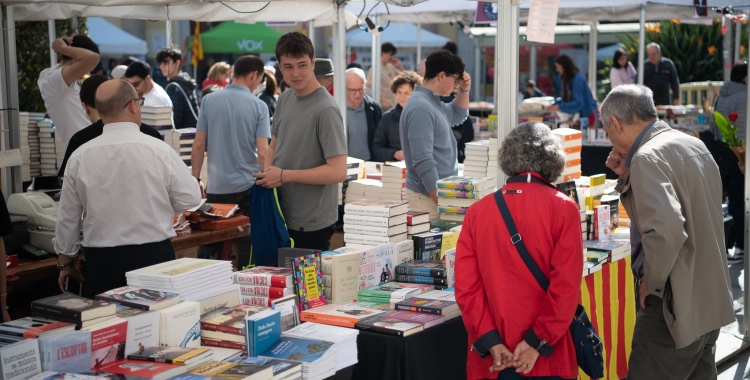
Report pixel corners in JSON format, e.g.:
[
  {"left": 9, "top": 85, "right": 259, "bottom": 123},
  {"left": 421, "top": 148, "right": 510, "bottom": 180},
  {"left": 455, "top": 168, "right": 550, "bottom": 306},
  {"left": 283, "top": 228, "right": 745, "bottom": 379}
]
[
  {"left": 346, "top": 87, "right": 367, "bottom": 94},
  {"left": 448, "top": 74, "right": 461, "bottom": 84},
  {"left": 124, "top": 98, "right": 145, "bottom": 108},
  {"left": 128, "top": 79, "right": 143, "bottom": 88}
]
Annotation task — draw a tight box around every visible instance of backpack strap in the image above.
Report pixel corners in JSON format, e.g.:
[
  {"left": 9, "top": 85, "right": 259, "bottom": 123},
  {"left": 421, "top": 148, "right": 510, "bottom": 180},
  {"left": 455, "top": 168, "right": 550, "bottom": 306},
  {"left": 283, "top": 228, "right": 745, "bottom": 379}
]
[{"left": 166, "top": 82, "right": 199, "bottom": 121}]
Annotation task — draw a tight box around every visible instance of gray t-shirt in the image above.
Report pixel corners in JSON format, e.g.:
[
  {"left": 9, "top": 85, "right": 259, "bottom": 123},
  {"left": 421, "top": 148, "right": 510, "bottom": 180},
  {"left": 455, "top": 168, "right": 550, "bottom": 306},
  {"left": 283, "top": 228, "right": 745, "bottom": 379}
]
[
  {"left": 272, "top": 87, "right": 347, "bottom": 231},
  {"left": 197, "top": 84, "right": 271, "bottom": 194},
  {"left": 346, "top": 102, "right": 371, "bottom": 161}
]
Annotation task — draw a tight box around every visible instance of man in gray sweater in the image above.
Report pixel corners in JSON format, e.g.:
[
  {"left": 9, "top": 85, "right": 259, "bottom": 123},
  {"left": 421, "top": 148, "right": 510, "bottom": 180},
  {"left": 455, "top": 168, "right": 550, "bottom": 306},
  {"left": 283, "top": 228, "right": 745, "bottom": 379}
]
[{"left": 400, "top": 50, "right": 471, "bottom": 220}]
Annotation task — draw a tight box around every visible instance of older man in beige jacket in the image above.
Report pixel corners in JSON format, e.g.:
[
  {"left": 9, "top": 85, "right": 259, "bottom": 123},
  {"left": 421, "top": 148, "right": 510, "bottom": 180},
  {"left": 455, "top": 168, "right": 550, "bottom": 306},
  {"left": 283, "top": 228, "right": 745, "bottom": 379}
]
[{"left": 603, "top": 84, "right": 734, "bottom": 379}]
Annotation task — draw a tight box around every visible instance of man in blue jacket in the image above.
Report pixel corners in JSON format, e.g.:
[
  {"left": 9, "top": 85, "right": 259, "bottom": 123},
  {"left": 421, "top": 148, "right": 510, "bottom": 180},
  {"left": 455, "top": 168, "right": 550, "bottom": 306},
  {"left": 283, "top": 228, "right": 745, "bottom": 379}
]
[
  {"left": 643, "top": 43, "right": 681, "bottom": 106},
  {"left": 156, "top": 47, "right": 200, "bottom": 129}
]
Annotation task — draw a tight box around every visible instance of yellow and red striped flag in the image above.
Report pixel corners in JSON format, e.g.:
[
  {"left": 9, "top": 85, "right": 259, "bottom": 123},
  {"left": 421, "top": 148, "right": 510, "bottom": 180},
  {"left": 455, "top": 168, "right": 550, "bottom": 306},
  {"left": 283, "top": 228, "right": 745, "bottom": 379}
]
[{"left": 191, "top": 22, "right": 203, "bottom": 66}]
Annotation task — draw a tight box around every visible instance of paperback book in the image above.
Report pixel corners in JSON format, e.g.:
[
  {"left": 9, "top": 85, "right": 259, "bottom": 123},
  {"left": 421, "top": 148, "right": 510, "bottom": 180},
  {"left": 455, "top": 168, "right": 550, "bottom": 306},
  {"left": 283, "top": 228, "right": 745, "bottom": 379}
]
[
  {"left": 291, "top": 254, "right": 327, "bottom": 312},
  {"left": 32, "top": 293, "right": 115, "bottom": 322},
  {"left": 244, "top": 309, "right": 282, "bottom": 357},
  {"left": 159, "top": 301, "right": 201, "bottom": 348},
  {"left": 126, "top": 347, "right": 211, "bottom": 366},
  {"left": 95, "top": 287, "right": 180, "bottom": 311},
  {"left": 277, "top": 248, "right": 321, "bottom": 269},
  {"left": 358, "top": 244, "right": 396, "bottom": 290},
  {"left": 0, "top": 339, "right": 43, "bottom": 380},
  {"left": 93, "top": 359, "right": 187, "bottom": 380},
  {"left": 394, "top": 298, "right": 459, "bottom": 315},
  {"left": 188, "top": 361, "right": 273, "bottom": 380},
  {"left": 200, "top": 304, "right": 269, "bottom": 335},
  {"left": 395, "top": 261, "right": 446, "bottom": 278},
  {"left": 0, "top": 318, "right": 75, "bottom": 339},
  {"left": 38, "top": 330, "right": 92, "bottom": 373},
  {"left": 300, "top": 304, "right": 385, "bottom": 328},
  {"left": 354, "top": 316, "right": 423, "bottom": 337},
  {"left": 234, "top": 267, "right": 294, "bottom": 288}
]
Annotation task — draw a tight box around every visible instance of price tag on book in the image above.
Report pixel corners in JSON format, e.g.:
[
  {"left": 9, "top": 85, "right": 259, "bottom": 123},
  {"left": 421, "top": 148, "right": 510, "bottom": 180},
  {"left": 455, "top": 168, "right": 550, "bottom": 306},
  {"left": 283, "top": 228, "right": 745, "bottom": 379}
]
[
  {"left": 526, "top": 0, "right": 559, "bottom": 44},
  {"left": 0, "top": 149, "right": 21, "bottom": 168}
]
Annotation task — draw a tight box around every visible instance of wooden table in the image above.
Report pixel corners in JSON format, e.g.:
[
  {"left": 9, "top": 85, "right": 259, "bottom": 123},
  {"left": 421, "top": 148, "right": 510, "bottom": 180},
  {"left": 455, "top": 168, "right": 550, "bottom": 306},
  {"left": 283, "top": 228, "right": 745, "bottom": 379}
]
[{"left": 171, "top": 224, "right": 250, "bottom": 251}]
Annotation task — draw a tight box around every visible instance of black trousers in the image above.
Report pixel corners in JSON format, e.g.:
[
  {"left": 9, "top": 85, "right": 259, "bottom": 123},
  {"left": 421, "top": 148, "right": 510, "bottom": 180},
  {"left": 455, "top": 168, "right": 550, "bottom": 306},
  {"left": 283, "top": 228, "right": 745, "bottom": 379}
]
[
  {"left": 288, "top": 225, "right": 335, "bottom": 251},
  {"left": 724, "top": 171, "right": 745, "bottom": 250},
  {"left": 197, "top": 189, "right": 252, "bottom": 268},
  {"left": 83, "top": 239, "right": 175, "bottom": 299}
]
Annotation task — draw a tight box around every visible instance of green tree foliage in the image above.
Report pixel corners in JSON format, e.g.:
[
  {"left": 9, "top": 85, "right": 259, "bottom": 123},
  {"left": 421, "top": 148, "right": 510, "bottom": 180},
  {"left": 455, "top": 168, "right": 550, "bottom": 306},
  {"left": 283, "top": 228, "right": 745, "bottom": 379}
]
[{"left": 16, "top": 19, "right": 88, "bottom": 113}]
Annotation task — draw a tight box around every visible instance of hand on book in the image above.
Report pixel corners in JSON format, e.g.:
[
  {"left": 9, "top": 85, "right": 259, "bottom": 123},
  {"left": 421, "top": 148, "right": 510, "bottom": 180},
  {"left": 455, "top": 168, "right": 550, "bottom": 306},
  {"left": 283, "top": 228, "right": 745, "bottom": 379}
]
[
  {"left": 58, "top": 265, "right": 84, "bottom": 293},
  {"left": 253, "top": 167, "right": 283, "bottom": 189},
  {"left": 488, "top": 344, "right": 514, "bottom": 373},
  {"left": 512, "top": 341, "right": 540, "bottom": 375}
]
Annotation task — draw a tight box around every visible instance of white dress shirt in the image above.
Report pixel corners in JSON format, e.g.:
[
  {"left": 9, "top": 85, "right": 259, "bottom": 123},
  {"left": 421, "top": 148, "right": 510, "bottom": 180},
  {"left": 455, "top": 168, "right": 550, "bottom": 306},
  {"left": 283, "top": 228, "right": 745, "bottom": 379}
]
[
  {"left": 143, "top": 82, "right": 173, "bottom": 108},
  {"left": 53, "top": 122, "right": 201, "bottom": 255}
]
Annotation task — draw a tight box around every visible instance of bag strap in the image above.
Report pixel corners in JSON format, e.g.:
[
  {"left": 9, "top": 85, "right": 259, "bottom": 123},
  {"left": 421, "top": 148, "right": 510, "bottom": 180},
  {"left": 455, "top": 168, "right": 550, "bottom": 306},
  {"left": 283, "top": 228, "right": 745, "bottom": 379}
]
[
  {"left": 167, "top": 82, "right": 199, "bottom": 121},
  {"left": 494, "top": 182, "right": 550, "bottom": 292}
]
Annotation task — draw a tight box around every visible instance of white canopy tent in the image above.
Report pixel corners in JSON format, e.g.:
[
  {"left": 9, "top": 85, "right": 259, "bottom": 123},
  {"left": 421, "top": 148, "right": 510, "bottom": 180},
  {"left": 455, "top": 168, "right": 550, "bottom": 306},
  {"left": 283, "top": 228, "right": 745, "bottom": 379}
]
[
  {"left": 343, "top": 22, "right": 450, "bottom": 48},
  {"left": 345, "top": 0, "right": 476, "bottom": 24},
  {"left": 87, "top": 17, "right": 147, "bottom": 55}
]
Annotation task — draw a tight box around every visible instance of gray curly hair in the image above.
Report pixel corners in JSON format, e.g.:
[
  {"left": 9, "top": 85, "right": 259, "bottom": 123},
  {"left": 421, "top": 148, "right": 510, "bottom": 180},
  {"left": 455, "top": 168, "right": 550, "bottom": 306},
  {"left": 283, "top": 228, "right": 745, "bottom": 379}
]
[{"left": 499, "top": 122, "right": 565, "bottom": 183}]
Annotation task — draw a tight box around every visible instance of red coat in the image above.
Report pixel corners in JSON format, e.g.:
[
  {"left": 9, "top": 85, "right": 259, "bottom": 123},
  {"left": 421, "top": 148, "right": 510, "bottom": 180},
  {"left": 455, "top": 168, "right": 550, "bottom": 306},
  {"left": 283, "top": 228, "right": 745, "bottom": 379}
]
[{"left": 455, "top": 172, "right": 582, "bottom": 379}]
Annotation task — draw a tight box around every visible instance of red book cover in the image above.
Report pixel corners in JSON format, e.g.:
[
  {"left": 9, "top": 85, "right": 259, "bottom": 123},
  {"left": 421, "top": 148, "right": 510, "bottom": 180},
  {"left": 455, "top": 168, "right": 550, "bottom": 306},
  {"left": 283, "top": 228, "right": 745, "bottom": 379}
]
[
  {"left": 22, "top": 321, "right": 75, "bottom": 339},
  {"left": 234, "top": 267, "right": 293, "bottom": 288},
  {"left": 239, "top": 295, "right": 278, "bottom": 307},
  {"left": 94, "top": 359, "right": 183, "bottom": 378},
  {"left": 90, "top": 320, "right": 128, "bottom": 369},
  {"left": 406, "top": 211, "right": 429, "bottom": 226},
  {"left": 239, "top": 285, "right": 293, "bottom": 299},
  {"left": 201, "top": 337, "right": 247, "bottom": 352}
]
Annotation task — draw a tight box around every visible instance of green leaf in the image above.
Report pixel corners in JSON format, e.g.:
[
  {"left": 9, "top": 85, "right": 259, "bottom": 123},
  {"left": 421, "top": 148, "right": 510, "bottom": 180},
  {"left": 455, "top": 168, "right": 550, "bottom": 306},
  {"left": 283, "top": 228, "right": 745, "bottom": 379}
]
[{"left": 714, "top": 111, "right": 740, "bottom": 147}]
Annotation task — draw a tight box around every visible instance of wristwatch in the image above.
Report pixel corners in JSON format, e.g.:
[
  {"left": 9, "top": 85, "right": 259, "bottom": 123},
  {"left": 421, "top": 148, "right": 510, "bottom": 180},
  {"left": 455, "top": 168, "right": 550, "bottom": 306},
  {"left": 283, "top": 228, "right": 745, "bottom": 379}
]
[
  {"left": 536, "top": 339, "right": 548, "bottom": 352},
  {"left": 56, "top": 262, "right": 75, "bottom": 271},
  {"left": 196, "top": 177, "right": 202, "bottom": 182},
  {"left": 459, "top": 87, "right": 471, "bottom": 94}
]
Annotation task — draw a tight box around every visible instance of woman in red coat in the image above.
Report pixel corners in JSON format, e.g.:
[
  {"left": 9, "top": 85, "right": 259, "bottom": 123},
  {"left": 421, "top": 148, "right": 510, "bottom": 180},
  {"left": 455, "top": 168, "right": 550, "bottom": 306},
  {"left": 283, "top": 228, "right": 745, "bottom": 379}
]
[{"left": 455, "top": 122, "right": 583, "bottom": 380}]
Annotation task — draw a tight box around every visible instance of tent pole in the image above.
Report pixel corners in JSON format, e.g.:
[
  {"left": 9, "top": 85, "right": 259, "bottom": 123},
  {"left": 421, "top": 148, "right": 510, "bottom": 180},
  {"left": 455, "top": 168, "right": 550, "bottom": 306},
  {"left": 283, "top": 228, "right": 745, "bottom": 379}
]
[
  {"left": 333, "top": 4, "right": 347, "bottom": 131},
  {"left": 474, "top": 36, "right": 482, "bottom": 102},
  {"left": 416, "top": 22, "right": 422, "bottom": 65},
  {"left": 735, "top": 18, "right": 742, "bottom": 62},
  {"left": 166, "top": 20, "right": 172, "bottom": 47},
  {"left": 588, "top": 21, "right": 598, "bottom": 96},
  {"left": 371, "top": 15, "right": 381, "bottom": 109},
  {"left": 48, "top": 20, "right": 56, "bottom": 67},
  {"left": 307, "top": 21, "right": 316, "bottom": 53},
  {"left": 529, "top": 43, "right": 537, "bottom": 87},
  {"left": 495, "top": 0, "right": 520, "bottom": 186},
  {"left": 637, "top": 4, "right": 645, "bottom": 85},
  {"left": 1, "top": 6, "right": 20, "bottom": 196},
  {"left": 744, "top": 14, "right": 750, "bottom": 342}
]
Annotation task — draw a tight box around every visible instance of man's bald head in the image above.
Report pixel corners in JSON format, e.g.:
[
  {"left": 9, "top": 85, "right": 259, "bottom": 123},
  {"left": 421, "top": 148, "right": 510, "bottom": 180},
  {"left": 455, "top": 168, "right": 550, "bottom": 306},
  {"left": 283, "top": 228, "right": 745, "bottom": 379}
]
[{"left": 95, "top": 80, "right": 140, "bottom": 124}]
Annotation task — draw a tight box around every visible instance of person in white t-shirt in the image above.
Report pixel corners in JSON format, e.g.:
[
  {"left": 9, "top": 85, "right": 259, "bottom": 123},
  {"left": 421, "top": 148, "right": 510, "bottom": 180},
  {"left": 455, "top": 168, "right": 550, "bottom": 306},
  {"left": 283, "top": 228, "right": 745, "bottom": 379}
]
[
  {"left": 37, "top": 35, "right": 100, "bottom": 150},
  {"left": 124, "top": 61, "right": 173, "bottom": 108}
]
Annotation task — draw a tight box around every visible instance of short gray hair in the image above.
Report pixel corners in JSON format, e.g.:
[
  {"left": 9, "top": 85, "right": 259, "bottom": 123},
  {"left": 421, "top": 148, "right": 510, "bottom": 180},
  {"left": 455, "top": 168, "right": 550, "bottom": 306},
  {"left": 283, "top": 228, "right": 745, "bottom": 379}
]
[
  {"left": 647, "top": 42, "right": 661, "bottom": 52},
  {"left": 346, "top": 68, "right": 366, "bottom": 82},
  {"left": 499, "top": 122, "right": 565, "bottom": 183},
  {"left": 600, "top": 84, "right": 657, "bottom": 127},
  {"left": 95, "top": 80, "right": 137, "bottom": 119}
]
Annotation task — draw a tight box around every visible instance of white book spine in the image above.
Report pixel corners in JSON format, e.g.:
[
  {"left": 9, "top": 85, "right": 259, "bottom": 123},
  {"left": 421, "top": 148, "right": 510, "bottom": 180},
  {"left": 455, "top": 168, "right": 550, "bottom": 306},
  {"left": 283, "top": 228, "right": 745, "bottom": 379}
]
[
  {"left": 344, "top": 233, "right": 394, "bottom": 245},
  {"left": 343, "top": 224, "right": 393, "bottom": 237},
  {"left": 344, "top": 205, "right": 392, "bottom": 217},
  {"left": 343, "top": 214, "right": 391, "bottom": 228}
]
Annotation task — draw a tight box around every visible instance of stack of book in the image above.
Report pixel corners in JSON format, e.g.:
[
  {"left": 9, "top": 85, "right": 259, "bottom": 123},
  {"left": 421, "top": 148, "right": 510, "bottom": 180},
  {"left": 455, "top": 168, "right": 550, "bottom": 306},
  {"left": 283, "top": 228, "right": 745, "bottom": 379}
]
[
  {"left": 343, "top": 200, "right": 408, "bottom": 247},
  {"left": 245, "top": 309, "right": 282, "bottom": 357},
  {"left": 235, "top": 266, "right": 295, "bottom": 307},
  {"left": 284, "top": 322, "right": 359, "bottom": 371},
  {"left": 18, "top": 113, "right": 30, "bottom": 181},
  {"left": 163, "top": 128, "right": 196, "bottom": 166},
  {"left": 37, "top": 120, "right": 58, "bottom": 176},
  {"left": 358, "top": 282, "right": 431, "bottom": 305},
  {"left": 394, "top": 295, "right": 461, "bottom": 321},
  {"left": 406, "top": 211, "right": 430, "bottom": 237},
  {"left": 200, "top": 304, "right": 270, "bottom": 353},
  {"left": 141, "top": 106, "right": 173, "bottom": 135},
  {"left": 344, "top": 180, "right": 382, "bottom": 204},
  {"left": 260, "top": 336, "right": 336, "bottom": 380},
  {"left": 126, "top": 258, "right": 235, "bottom": 302},
  {"left": 26, "top": 113, "right": 44, "bottom": 178},
  {"left": 339, "top": 157, "right": 366, "bottom": 205},
  {"left": 381, "top": 162, "right": 407, "bottom": 202},
  {"left": 126, "top": 346, "right": 214, "bottom": 371},
  {"left": 436, "top": 176, "right": 494, "bottom": 222},
  {"left": 227, "top": 356, "right": 303, "bottom": 380},
  {"left": 552, "top": 128, "right": 583, "bottom": 183},
  {"left": 31, "top": 293, "right": 117, "bottom": 329},
  {"left": 585, "top": 240, "right": 631, "bottom": 265},
  {"left": 320, "top": 248, "right": 362, "bottom": 304},
  {"left": 95, "top": 286, "right": 181, "bottom": 311},
  {"left": 0, "top": 317, "right": 74, "bottom": 348},
  {"left": 300, "top": 303, "right": 385, "bottom": 328},
  {"left": 188, "top": 361, "right": 275, "bottom": 379},
  {"left": 463, "top": 138, "right": 498, "bottom": 180},
  {"left": 395, "top": 260, "right": 448, "bottom": 288},
  {"left": 353, "top": 313, "right": 428, "bottom": 337},
  {"left": 412, "top": 231, "right": 458, "bottom": 266}
]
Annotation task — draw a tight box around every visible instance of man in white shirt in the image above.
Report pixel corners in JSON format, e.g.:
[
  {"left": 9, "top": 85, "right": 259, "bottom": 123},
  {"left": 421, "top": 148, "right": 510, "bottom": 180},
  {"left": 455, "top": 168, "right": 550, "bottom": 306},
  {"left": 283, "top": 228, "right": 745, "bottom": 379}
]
[
  {"left": 54, "top": 80, "right": 201, "bottom": 298},
  {"left": 37, "top": 35, "right": 100, "bottom": 150},
  {"left": 124, "top": 61, "right": 173, "bottom": 108}
]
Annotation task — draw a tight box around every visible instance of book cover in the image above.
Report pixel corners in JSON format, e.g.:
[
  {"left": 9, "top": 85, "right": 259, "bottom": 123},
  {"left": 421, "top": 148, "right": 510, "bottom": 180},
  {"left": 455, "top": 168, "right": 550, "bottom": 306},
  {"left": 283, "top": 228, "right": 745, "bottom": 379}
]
[
  {"left": 127, "top": 346, "right": 210, "bottom": 365},
  {"left": 0, "top": 339, "right": 42, "bottom": 380},
  {"left": 239, "top": 285, "right": 293, "bottom": 299},
  {"left": 93, "top": 359, "right": 187, "bottom": 379},
  {"left": 600, "top": 195, "right": 620, "bottom": 231},
  {"left": 429, "top": 220, "right": 463, "bottom": 232},
  {"left": 234, "top": 267, "right": 294, "bottom": 288},
  {"left": 594, "top": 205, "right": 611, "bottom": 241},
  {"left": 445, "top": 249, "right": 457, "bottom": 288},
  {"left": 277, "top": 248, "right": 321, "bottom": 269},
  {"left": 189, "top": 361, "right": 272, "bottom": 379},
  {"left": 115, "top": 307, "right": 160, "bottom": 361},
  {"left": 321, "top": 251, "right": 360, "bottom": 305},
  {"left": 86, "top": 318, "right": 127, "bottom": 369},
  {"left": 436, "top": 176, "right": 494, "bottom": 192},
  {"left": 239, "top": 295, "right": 277, "bottom": 308},
  {"left": 394, "top": 275, "right": 448, "bottom": 286},
  {"left": 300, "top": 304, "right": 385, "bottom": 328},
  {"left": 245, "top": 310, "right": 281, "bottom": 357},
  {"left": 395, "top": 261, "right": 446, "bottom": 278},
  {"left": 200, "top": 338, "right": 245, "bottom": 352},
  {"left": 413, "top": 233, "right": 443, "bottom": 261},
  {"left": 291, "top": 254, "right": 327, "bottom": 312},
  {"left": 197, "top": 287, "right": 240, "bottom": 317},
  {"left": 32, "top": 293, "right": 115, "bottom": 322},
  {"left": 321, "top": 249, "right": 361, "bottom": 275},
  {"left": 394, "top": 298, "right": 459, "bottom": 315},
  {"left": 556, "top": 181, "right": 580, "bottom": 208},
  {"left": 353, "top": 316, "right": 423, "bottom": 337},
  {"left": 96, "top": 287, "right": 180, "bottom": 311},
  {"left": 359, "top": 244, "right": 396, "bottom": 290},
  {"left": 406, "top": 223, "right": 430, "bottom": 236},
  {"left": 200, "top": 305, "right": 269, "bottom": 335},
  {"left": 385, "top": 310, "right": 444, "bottom": 329},
  {"left": 226, "top": 357, "right": 301, "bottom": 380},
  {"left": 0, "top": 318, "right": 75, "bottom": 339},
  {"left": 270, "top": 295, "right": 300, "bottom": 332},
  {"left": 395, "top": 240, "right": 414, "bottom": 265},
  {"left": 39, "top": 330, "right": 91, "bottom": 373},
  {"left": 159, "top": 302, "right": 200, "bottom": 348},
  {"left": 342, "top": 214, "right": 407, "bottom": 228},
  {"left": 259, "top": 337, "right": 334, "bottom": 363},
  {"left": 344, "top": 200, "right": 408, "bottom": 218},
  {"left": 126, "top": 259, "right": 229, "bottom": 283},
  {"left": 439, "top": 232, "right": 458, "bottom": 260},
  {"left": 358, "top": 284, "right": 423, "bottom": 302}
]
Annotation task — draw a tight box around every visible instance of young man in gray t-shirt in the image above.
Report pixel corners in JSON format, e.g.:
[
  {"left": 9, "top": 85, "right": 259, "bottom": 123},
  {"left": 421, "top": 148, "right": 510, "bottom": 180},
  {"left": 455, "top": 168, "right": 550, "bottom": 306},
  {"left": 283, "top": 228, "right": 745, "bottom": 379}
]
[{"left": 254, "top": 32, "right": 347, "bottom": 252}]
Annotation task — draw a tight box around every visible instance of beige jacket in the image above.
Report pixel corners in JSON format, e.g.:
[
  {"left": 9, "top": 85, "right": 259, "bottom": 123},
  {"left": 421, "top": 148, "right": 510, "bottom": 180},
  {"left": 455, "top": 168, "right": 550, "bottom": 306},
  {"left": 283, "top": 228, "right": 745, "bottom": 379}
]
[{"left": 615, "top": 121, "right": 734, "bottom": 349}]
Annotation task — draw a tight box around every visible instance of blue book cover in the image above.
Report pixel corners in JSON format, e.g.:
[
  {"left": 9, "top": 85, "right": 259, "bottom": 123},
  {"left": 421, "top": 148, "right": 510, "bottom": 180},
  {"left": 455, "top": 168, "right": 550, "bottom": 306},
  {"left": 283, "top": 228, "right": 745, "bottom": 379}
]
[
  {"left": 259, "top": 337, "right": 334, "bottom": 363},
  {"left": 38, "top": 330, "right": 92, "bottom": 373},
  {"left": 227, "top": 357, "right": 301, "bottom": 378},
  {"left": 245, "top": 310, "right": 281, "bottom": 357}
]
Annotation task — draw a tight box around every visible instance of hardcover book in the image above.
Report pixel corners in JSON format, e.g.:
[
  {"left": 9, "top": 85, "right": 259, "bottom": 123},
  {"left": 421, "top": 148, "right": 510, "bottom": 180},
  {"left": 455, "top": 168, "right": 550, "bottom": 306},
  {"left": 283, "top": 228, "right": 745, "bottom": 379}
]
[
  {"left": 127, "top": 346, "right": 211, "bottom": 366},
  {"left": 197, "top": 287, "right": 240, "bottom": 317},
  {"left": 39, "top": 330, "right": 92, "bottom": 373},
  {"left": 188, "top": 361, "right": 273, "bottom": 380},
  {"left": 429, "top": 220, "right": 463, "bottom": 232},
  {"left": 412, "top": 233, "right": 443, "bottom": 261},
  {"left": 0, "top": 339, "right": 42, "bottom": 380},
  {"left": 259, "top": 337, "right": 334, "bottom": 363},
  {"left": 394, "top": 298, "right": 459, "bottom": 315},
  {"left": 342, "top": 214, "right": 407, "bottom": 228},
  {"left": 436, "top": 176, "right": 494, "bottom": 192},
  {"left": 394, "top": 275, "right": 448, "bottom": 286},
  {"left": 0, "top": 317, "right": 75, "bottom": 339},
  {"left": 244, "top": 310, "right": 282, "bottom": 357},
  {"left": 385, "top": 310, "right": 444, "bottom": 329},
  {"left": 359, "top": 244, "right": 396, "bottom": 290},
  {"left": 32, "top": 293, "right": 116, "bottom": 322},
  {"left": 226, "top": 357, "right": 301, "bottom": 380},
  {"left": 300, "top": 303, "right": 385, "bottom": 328},
  {"left": 93, "top": 359, "right": 187, "bottom": 380},
  {"left": 114, "top": 307, "right": 160, "bottom": 360},
  {"left": 445, "top": 249, "right": 457, "bottom": 288},
  {"left": 82, "top": 318, "right": 128, "bottom": 369},
  {"left": 291, "top": 254, "right": 327, "bottom": 312},
  {"left": 344, "top": 233, "right": 408, "bottom": 245},
  {"left": 159, "top": 301, "right": 201, "bottom": 348},
  {"left": 239, "top": 285, "right": 293, "bottom": 299},
  {"left": 200, "top": 338, "right": 246, "bottom": 352},
  {"left": 234, "top": 267, "right": 294, "bottom": 288},
  {"left": 200, "top": 305, "right": 269, "bottom": 335},
  {"left": 277, "top": 248, "right": 321, "bottom": 269},
  {"left": 240, "top": 296, "right": 278, "bottom": 308},
  {"left": 96, "top": 287, "right": 180, "bottom": 311},
  {"left": 435, "top": 189, "right": 492, "bottom": 199},
  {"left": 354, "top": 316, "right": 423, "bottom": 337},
  {"left": 342, "top": 223, "right": 407, "bottom": 237},
  {"left": 395, "top": 261, "right": 446, "bottom": 278},
  {"left": 125, "top": 259, "right": 230, "bottom": 288},
  {"left": 344, "top": 200, "right": 408, "bottom": 218},
  {"left": 321, "top": 251, "right": 361, "bottom": 304}
]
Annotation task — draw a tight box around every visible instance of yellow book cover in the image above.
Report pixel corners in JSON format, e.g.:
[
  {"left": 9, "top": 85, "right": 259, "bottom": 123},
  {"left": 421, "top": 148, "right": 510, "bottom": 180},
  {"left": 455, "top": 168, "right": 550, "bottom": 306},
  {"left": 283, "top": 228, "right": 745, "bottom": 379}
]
[{"left": 440, "top": 232, "right": 458, "bottom": 260}]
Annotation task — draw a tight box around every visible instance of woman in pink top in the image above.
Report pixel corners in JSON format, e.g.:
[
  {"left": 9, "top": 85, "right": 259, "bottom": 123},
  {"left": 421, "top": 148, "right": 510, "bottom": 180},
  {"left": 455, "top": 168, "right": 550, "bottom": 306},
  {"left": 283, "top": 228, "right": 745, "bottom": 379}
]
[{"left": 609, "top": 48, "right": 637, "bottom": 88}]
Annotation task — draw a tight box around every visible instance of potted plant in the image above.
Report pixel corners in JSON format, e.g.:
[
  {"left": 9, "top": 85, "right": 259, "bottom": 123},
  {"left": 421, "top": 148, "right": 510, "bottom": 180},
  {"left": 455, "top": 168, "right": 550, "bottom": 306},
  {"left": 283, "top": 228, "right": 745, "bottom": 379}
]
[{"left": 714, "top": 111, "right": 746, "bottom": 162}]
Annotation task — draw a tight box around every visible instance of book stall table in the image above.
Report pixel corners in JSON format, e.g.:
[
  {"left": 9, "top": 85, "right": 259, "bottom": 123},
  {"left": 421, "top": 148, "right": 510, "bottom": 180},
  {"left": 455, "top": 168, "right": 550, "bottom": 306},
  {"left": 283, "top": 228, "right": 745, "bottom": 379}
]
[{"left": 171, "top": 223, "right": 250, "bottom": 252}]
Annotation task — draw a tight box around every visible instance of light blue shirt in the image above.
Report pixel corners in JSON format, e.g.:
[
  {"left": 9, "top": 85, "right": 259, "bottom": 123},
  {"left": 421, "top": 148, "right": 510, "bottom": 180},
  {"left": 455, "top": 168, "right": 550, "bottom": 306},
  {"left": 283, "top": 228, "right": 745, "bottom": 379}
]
[{"left": 197, "top": 84, "right": 271, "bottom": 194}]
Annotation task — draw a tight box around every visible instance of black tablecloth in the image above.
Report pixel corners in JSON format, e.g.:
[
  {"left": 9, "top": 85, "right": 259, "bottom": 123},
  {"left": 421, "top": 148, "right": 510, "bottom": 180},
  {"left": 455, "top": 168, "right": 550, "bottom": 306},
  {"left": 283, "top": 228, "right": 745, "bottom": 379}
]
[
  {"left": 351, "top": 317, "right": 468, "bottom": 380},
  {"left": 581, "top": 145, "right": 618, "bottom": 179}
]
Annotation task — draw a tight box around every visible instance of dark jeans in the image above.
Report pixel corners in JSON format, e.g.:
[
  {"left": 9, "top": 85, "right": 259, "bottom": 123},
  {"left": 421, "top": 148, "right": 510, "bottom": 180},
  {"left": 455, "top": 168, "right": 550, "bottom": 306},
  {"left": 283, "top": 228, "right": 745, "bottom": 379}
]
[
  {"left": 83, "top": 239, "right": 175, "bottom": 299},
  {"left": 197, "top": 189, "right": 252, "bottom": 268},
  {"left": 288, "top": 225, "right": 335, "bottom": 251},
  {"left": 724, "top": 171, "right": 745, "bottom": 251},
  {"left": 496, "top": 369, "right": 570, "bottom": 380}
]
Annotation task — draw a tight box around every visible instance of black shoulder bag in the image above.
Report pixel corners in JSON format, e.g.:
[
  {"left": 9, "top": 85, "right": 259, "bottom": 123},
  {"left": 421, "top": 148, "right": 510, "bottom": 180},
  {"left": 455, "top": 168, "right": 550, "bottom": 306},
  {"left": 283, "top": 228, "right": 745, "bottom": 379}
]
[{"left": 495, "top": 175, "right": 604, "bottom": 379}]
